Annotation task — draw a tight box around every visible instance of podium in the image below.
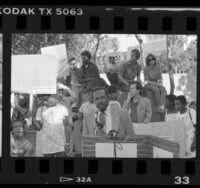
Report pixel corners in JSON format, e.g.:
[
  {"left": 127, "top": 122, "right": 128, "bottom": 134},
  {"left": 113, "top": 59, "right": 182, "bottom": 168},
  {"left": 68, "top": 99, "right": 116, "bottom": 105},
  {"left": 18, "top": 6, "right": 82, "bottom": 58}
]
[{"left": 82, "top": 135, "right": 180, "bottom": 158}]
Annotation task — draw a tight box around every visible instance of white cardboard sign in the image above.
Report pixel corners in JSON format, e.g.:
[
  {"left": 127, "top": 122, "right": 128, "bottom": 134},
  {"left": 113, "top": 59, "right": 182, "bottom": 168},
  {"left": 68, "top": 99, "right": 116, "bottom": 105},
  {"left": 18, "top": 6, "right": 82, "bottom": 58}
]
[{"left": 11, "top": 55, "right": 58, "bottom": 94}]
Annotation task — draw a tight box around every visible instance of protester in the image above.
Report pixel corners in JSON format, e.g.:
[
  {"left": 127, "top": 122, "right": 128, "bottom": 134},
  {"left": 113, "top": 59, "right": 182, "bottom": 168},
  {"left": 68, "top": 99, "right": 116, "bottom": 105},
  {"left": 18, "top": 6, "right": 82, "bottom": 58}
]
[
  {"left": 57, "top": 83, "right": 77, "bottom": 124},
  {"left": 83, "top": 86, "right": 135, "bottom": 137},
  {"left": 32, "top": 94, "right": 50, "bottom": 157},
  {"left": 108, "top": 85, "right": 121, "bottom": 108},
  {"left": 11, "top": 93, "right": 32, "bottom": 127},
  {"left": 175, "top": 95, "right": 196, "bottom": 157},
  {"left": 33, "top": 94, "right": 70, "bottom": 157},
  {"left": 79, "top": 87, "right": 97, "bottom": 119},
  {"left": 69, "top": 106, "right": 83, "bottom": 157},
  {"left": 165, "top": 94, "right": 177, "bottom": 122},
  {"left": 77, "top": 51, "right": 102, "bottom": 92},
  {"left": 189, "top": 101, "right": 196, "bottom": 111},
  {"left": 123, "top": 82, "right": 152, "bottom": 123},
  {"left": 143, "top": 54, "right": 167, "bottom": 114},
  {"left": 105, "top": 56, "right": 120, "bottom": 88},
  {"left": 118, "top": 49, "right": 142, "bottom": 92},
  {"left": 10, "top": 120, "right": 34, "bottom": 157}
]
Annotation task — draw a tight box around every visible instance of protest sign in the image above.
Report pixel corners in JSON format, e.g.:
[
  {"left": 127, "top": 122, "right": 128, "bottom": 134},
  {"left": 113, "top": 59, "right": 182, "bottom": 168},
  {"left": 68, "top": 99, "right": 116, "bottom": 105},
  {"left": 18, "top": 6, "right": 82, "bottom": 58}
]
[
  {"left": 133, "top": 120, "right": 186, "bottom": 158},
  {"left": 11, "top": 55, "right": 58, "bottom": 94},
  {"left": 41, "top": 44, "right": 69, "bottom": 79}
]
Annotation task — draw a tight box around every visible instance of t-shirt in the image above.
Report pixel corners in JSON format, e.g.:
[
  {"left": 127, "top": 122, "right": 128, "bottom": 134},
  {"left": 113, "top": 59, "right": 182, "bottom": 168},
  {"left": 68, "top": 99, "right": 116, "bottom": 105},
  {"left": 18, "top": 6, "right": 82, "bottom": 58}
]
[
  {"left": 176, "top": 108, "right": 196, "bottom": 132},
  {"left": 37, "top": 104, "right": 68, "bottom": 154},
  {"left": 106, "top": 63, "right": 120, "bottom": 74},
  {"left": 119, "top": 61, "right": 141, "bottom": 83},
  {"left": 176, "top": 107, "right": 196, "bottom": 155},
  {"left": 144, "top": 65, "right": 162, "bottom": 82},
  {"left": 79, "top": 101, "right": 97, "bottom": 117}
]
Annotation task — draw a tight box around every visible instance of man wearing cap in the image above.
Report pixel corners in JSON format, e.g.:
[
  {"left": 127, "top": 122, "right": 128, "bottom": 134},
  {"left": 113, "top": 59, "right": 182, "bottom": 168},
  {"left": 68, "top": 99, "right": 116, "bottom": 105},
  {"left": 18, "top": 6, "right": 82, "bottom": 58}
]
[
  {"left": 77, "top": 51, "right": 101, "bottom": 92},
  {"left": 105, "top": 56, "right": 120, "bottom": 88}
]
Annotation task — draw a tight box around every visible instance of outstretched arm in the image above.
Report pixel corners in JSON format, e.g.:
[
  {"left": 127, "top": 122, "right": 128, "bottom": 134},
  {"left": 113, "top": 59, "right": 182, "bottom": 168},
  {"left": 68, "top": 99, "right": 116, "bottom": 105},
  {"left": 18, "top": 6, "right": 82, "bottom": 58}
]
[{"left": 24, "top": 142, "right": 34, "bottom": 157}]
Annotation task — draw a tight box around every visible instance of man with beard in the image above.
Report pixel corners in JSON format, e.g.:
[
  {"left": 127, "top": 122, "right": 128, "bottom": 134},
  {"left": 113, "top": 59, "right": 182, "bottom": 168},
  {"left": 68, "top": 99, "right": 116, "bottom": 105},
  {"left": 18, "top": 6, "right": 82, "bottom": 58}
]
[
  {"left": 77, "top": 51, "right": 101, "bottom": 92},
  {"left": 77, "top": 51, "right": 108, "bottom": 93},
  {"left": 83, "top": 86, "right": 135, "bottom": 137}
]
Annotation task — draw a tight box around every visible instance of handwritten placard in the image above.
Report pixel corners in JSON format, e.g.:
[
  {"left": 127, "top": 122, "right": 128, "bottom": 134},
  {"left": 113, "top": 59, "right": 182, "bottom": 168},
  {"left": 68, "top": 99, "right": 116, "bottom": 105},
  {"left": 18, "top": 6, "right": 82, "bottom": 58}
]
[
  {"left": 11, "top": 55, "right": 58, "bottom": 94},
  {"left": 41, "top": 44, "right": 69, "bottom": 79}
]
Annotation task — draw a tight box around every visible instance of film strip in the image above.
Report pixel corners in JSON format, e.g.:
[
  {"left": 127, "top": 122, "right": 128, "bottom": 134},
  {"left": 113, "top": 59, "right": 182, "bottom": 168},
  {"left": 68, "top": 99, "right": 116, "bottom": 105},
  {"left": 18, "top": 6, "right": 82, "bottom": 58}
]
[{"left": 0, "top": 5, "right": 199, "bottom": 185}]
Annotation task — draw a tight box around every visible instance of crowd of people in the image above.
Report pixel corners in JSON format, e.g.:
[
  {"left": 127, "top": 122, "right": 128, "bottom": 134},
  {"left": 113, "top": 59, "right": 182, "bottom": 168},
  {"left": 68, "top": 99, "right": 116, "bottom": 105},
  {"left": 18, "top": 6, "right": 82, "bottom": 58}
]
[{"left": 10, "top": 49, "right": 196, "bottom": 158}]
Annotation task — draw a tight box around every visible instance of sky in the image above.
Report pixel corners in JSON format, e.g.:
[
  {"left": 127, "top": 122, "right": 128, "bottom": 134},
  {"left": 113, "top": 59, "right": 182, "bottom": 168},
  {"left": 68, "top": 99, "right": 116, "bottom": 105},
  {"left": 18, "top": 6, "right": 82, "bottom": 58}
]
[{"left": 107, "top": 34, "right": 197, "bottom": 52}]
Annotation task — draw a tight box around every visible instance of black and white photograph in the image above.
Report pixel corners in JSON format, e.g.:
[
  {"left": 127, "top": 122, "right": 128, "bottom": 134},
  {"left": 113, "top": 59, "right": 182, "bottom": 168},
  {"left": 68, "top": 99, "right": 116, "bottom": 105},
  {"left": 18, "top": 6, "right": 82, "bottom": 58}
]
[
  {"left": 10, "top": 34, "right": 197, "bottom": 158},
  {"left": 0, "top": 34, "right": 2, "bottom": 157}
]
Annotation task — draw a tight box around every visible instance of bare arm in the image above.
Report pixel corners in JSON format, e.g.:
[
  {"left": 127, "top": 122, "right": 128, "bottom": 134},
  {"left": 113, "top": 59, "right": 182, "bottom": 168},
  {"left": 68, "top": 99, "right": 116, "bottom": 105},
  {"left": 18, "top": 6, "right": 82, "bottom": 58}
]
[
  {"left": 32, "top": 117, "right": 42, "bottom": 131},
  {"left": 118, "top": 73, "right": 129, "bottom": 86},
  {"left": 123, "top": 92, "right": 132, "bottom": 110},
  {"left": 24, "top": 142, "right": 34, "bottom": 157}
]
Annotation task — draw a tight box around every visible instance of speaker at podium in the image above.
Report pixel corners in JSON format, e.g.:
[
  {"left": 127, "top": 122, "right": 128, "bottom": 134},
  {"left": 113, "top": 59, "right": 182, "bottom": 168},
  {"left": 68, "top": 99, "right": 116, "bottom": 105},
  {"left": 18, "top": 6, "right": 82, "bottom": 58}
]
[{"left": 82, "top": 135, "right": 180, "bottom": 158}]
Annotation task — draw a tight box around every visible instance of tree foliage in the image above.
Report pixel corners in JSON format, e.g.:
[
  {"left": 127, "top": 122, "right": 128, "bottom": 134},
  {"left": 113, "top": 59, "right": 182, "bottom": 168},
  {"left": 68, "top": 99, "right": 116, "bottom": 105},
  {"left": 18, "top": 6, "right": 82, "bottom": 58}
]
[{"left": 12, "top": 34, "right": 119, "bottom": 67}]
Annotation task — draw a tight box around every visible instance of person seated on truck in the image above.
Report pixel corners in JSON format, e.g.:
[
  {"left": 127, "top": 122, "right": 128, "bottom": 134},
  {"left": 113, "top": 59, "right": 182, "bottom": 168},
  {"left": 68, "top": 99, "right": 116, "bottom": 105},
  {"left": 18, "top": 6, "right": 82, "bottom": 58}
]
[
  {"left": 143, "top": 54, "right": 167, "bottom": 114},
  {"left": 105, "top": 56, "right": 120, "bottom": 89},
  {"left": 77, "top": 51, "right": 108, "bottom": 93},
  {"left": 123, "top": 81, "right": 152, "bottom": 123},
  {"left": 118, "top": 49, "right": 142, "bottom": 92}
]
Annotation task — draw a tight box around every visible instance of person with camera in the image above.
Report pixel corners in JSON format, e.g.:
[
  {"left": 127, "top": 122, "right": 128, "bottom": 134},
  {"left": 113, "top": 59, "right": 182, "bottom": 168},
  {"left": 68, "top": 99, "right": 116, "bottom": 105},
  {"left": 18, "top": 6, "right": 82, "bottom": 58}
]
[
  {"left": 82, "top": 86, "right": 135, "bottom": 137},
  {"left": 123, "top": 82, "right": 152, "bottom": 123}
]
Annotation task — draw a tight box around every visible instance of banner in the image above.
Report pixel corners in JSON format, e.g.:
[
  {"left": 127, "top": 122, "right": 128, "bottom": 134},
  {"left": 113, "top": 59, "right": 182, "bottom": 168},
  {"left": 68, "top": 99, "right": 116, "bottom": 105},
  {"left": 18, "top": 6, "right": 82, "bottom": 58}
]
[
  {"left": 11, "top": 55, "right": 58, "bottom": 94},
  {"left": 41, "top": 44, "right": 69, "bottom": 79},
  {"left": 133, "top": 120, "right": 186, "bottom": 158}
]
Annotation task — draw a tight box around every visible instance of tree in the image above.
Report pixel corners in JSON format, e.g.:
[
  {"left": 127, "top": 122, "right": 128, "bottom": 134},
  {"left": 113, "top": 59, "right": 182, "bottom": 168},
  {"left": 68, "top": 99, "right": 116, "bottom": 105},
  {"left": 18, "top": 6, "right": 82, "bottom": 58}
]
[
  {"left": 11, "top": 34, "right": 119, "bottom": 72},
  {"left": 135, "top": 34, "right": 145, "bottom": 68}
]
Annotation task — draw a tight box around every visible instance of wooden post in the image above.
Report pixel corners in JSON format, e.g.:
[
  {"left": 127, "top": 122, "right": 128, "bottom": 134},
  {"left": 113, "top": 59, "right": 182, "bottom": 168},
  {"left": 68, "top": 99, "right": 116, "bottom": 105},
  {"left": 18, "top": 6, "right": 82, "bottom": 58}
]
[{"left": 166, "top": 35, "right": 175, "bottom": 95}]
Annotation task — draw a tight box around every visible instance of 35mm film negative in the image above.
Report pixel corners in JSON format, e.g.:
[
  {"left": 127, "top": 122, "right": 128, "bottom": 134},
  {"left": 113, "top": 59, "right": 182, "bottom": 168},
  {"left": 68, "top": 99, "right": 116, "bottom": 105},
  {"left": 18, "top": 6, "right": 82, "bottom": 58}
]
[{"left": 0, "top": 5, "right": 199, "bottom": 185}]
